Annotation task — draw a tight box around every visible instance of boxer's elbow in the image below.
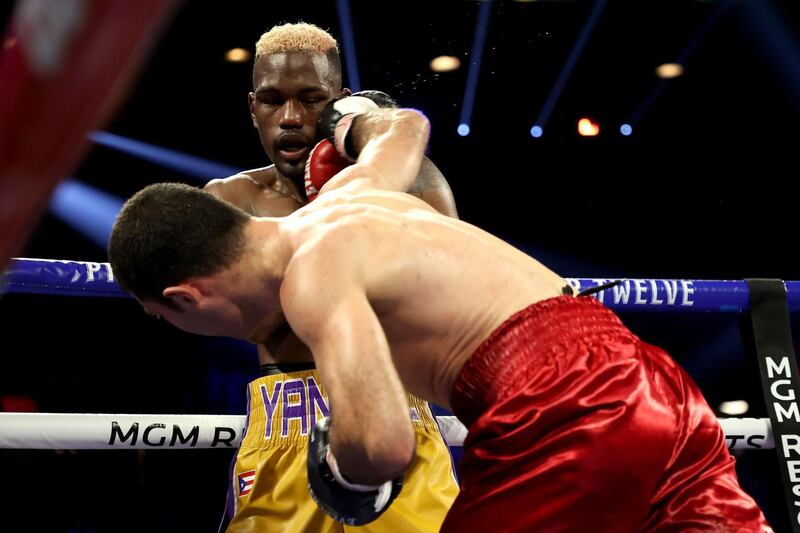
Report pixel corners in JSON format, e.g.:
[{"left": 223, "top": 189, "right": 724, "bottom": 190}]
[
  {"left": 359, "top": 424, "right": 416, "bottom": 485},
  {"left": 366, "top": 428, "right": 416, "bottom": 482}
]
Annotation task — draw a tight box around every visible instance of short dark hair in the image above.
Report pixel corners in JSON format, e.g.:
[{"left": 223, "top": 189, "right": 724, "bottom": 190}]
[{"left": 108, "top": 183, "right": 249, "bottom": 303}]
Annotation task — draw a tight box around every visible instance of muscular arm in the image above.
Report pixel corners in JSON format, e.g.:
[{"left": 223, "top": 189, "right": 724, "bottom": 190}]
[
  {"left": 320, "top": 108, "right": 430, "bottom": 198},
  {"left": 281, "top": 253, "right": 415, "bottom": 485},
  {"left": 407, "top": 156, "right": 458, "bottom": 218}
]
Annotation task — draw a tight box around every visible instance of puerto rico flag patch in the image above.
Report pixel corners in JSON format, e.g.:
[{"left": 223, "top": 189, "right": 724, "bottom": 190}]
[{"left": 238, "top": 470, "right": 256, "bottom": 496}]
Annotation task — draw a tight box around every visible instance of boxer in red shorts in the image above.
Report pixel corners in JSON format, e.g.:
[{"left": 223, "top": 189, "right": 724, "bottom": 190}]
[
  {"left": 109, "top": 98, "right": 771, "bottom": 530},
  {"left": 446, "top": 294, "right": 771, "bottom": 532}
]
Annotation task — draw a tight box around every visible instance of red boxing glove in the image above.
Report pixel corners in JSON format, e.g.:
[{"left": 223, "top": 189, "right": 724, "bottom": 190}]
[{"left": 304, "top": 139, "right": 352, "bottom": 201}]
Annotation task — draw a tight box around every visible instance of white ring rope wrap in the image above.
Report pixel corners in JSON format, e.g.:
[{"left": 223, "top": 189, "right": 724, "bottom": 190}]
[{"left": 0, "top": 413, "right": 772, "bottom": 450}]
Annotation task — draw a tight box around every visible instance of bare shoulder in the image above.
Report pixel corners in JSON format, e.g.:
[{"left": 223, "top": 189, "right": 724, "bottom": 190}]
[
  {"left": 205, "top": 169, "right": 303, "bottom": 216},
  {"left": 280, "top": 234, "right": 359, "bottom": 328},
  {"left": 204, "top": 173, "right": 264, "bottom": 200}
]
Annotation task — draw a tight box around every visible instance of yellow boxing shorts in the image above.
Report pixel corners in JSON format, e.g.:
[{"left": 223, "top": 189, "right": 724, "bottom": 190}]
[{"left": 225, "top": 363, "right": 458, "bottom": 532}]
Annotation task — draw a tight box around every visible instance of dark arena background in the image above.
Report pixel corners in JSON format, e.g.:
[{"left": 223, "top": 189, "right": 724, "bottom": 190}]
[{"left": 1, "top": 0, "right": 799, "bottom": 531}]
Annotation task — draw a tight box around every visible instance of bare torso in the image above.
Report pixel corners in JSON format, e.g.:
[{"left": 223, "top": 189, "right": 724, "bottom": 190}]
[
  {"left": 280, "top": 186, "right": 568, "bottom": 408},
  {"left": 205, "top": 160, "right": 458, "bottom": 366}
]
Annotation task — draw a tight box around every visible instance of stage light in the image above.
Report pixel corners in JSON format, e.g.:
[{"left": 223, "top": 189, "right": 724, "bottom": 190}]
[
  {"left": 577, "top": 117, "right": 600, "bottom": 136},
  {"left": 655, "top": 62, "right": 684, "bottom": 79},
  {"left": 430, "top": 55, "right": 461, "bottom": 73},
  {"left": 719, "top": 400, "right": 749, "bottom": 416},
  {"left": 224, "top": 48, "right": 251, "bottom": 63}
]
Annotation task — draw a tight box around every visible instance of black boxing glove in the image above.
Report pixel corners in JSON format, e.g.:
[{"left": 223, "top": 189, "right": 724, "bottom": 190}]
[
  {"left": 351, "top": 90, "right": 397, "bottom": 109},
  {"left": 307, "top": 417, "right": 403, "bottom": 526},
  {"left": 317, "top": 96, "right": 379, "bottom": 162}
]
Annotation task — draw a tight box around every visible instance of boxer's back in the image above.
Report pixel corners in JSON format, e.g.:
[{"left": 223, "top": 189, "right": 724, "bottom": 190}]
[{"left": 282, "top": 186, "right": 569, "bottom": 407}]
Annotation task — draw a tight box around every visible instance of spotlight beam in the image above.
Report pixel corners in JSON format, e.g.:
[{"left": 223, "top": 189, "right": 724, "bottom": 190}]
[
  {"left": 737, "top": 0, "right": 800, "bottom": 106},
  {"left": 458, "top": 0, "right": 495, "bottom": 135},
  {"left": 48, "top": 180, "right": 123, "bottom": 248},
  {"left": 89, "top": 132, "right": 239, "bottom": 182},
  {"left": 534, "top": 0, "right": 608, "bottom": 131},
  {"left": 336, "top": 0, "right": 361, "bottom": 92},
  {"left": 627, "top": 2, "right": 730, "bottom": 129}
]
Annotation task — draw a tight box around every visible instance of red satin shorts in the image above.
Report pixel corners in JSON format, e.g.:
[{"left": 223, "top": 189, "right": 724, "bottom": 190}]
[{"left": 445, "top": 295, "right": 770, "bottom": 532}]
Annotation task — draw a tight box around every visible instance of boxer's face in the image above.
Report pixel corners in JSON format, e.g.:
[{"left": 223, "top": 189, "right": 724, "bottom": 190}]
[{"left": 249, "top": 51, "right": 345, "bottom": 184}]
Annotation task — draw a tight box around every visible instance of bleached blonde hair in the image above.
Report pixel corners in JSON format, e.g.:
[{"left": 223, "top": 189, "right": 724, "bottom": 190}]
[{"left": 255, "top": 22, "right": 339, "bottom": 57}]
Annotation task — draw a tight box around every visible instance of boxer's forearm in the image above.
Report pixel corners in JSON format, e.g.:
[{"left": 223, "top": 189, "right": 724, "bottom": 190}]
[{"left": 350, "top": 108, "right": 430, "bottom": 195}]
